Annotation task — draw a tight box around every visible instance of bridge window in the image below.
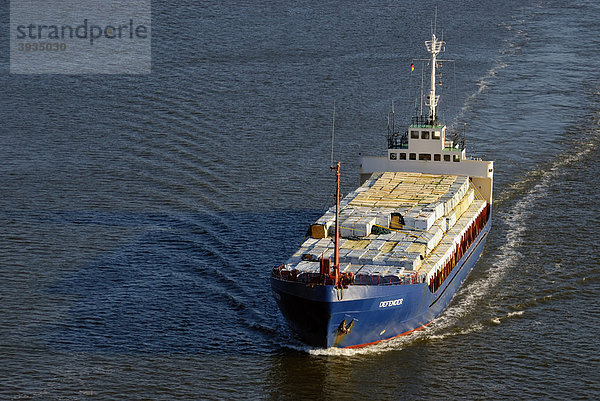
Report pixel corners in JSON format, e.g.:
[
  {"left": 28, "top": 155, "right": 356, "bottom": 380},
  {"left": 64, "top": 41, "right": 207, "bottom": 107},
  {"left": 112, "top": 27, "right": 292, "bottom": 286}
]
[
  {"left": 411, "top": 131, "right": 419, "bottom": 139},
  {"left": 434, "top": 154, "right": 441, "bottom": 161},
  {"left": 390, "top": 152, "right": 397, "bottom": 160},
  {"left": 453, "top": 155, "right": 460, "bottom": 162},
  {"left": 444, "top": 154, "right": 451, "bottom": 162},
  {"left": 432, "top": 131, "right": 441, "bottom": 140},
  {"left": 421, "top": 131, "right": 430, "bottom": 139},
  {"left": 419, "top": 153, "right": 431, "bottom": 161},
  {"left": 399, "top": 153, "right": 407, "bottom": 160},
  {"left": 409, "top": 153, "right": 416, "bottom": 160}
]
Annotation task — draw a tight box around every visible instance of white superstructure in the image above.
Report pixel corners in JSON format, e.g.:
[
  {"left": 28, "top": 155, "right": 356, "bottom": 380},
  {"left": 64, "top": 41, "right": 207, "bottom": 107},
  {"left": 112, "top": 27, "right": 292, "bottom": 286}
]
[{"left": 360, "top": 31, "right": 493, "bottom": 204}]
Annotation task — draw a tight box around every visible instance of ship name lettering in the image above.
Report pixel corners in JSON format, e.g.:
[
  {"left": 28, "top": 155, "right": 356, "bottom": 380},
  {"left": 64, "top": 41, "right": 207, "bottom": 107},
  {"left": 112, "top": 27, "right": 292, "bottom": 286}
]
[{"left": 379, "top": 298, "right": 404, "bottom": 308}]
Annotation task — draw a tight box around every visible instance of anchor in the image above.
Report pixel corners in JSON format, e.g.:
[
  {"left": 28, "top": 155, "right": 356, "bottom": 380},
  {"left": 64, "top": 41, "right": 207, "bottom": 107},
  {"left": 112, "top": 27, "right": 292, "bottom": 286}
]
[{"left": 337, "top": 319, "right": 354, "bottom": 334}]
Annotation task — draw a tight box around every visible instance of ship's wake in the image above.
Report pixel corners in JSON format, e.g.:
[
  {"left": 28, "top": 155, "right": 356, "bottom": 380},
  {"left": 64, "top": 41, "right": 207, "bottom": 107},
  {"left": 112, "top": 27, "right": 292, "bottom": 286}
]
[
  {"left": 429, "top": 110, "right": 600, "bottom": 339},
  {"left": 448, "top": 17, "right": 528, "bottom": 132}
]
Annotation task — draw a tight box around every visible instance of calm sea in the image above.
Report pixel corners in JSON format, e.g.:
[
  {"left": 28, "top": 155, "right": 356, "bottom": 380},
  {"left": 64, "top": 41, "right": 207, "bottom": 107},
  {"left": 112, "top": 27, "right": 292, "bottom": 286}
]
[{"left": 1, "top": 0, "right": 599, "bottom": 399}]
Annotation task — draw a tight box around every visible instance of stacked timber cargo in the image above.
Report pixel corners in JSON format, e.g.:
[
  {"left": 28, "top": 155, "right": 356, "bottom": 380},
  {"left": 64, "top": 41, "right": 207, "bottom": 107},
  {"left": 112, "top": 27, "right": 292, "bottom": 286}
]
[{"left": 281, "top": 172, "right": 488, "bottom": 287}]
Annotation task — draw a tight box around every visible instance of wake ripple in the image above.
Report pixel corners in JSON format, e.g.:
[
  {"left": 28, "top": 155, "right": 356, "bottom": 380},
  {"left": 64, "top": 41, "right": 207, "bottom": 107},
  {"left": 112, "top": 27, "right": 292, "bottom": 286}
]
[{"left": 432, "top": 114, "right": 600, "bottom": 333}]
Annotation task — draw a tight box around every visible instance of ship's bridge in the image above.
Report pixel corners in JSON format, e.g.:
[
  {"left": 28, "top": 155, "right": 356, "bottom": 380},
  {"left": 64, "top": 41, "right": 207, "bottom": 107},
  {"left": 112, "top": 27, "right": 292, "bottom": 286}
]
[{"left": 389, "top": 123, "right": 465, "bottom": 163}]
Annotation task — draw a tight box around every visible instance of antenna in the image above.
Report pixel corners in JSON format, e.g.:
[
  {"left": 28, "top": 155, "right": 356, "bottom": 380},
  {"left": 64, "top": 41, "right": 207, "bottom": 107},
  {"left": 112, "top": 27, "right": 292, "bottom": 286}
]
[
  {"left": 414, "top": 97, "right": 418, "bottom": 120},
  {"left": 331, "top": 100, "right": 336, "bottom": 165},
  {"left": 420, "top": 61, "right": 424, "bottom": 117},
  {"left": 391, "top": 99, "right": 395, "bottom": 135}
]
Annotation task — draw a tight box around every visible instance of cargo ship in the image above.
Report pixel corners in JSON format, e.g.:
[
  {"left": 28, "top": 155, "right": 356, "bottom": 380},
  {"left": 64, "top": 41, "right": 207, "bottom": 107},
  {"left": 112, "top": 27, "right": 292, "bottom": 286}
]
[{"left": 271, "top": 30, "right": 493, "bottom": 348}]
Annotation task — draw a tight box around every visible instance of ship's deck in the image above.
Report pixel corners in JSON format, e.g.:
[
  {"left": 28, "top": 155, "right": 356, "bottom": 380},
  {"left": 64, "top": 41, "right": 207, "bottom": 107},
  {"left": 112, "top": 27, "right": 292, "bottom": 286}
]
[{"left": 280, "top": 172, "right": 489, "bottom": 286}]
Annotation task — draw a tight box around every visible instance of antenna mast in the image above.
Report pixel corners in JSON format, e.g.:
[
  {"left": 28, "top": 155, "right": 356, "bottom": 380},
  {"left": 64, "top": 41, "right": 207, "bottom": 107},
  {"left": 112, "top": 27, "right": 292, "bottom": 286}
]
[
  {"left": 425, "top": 11, "right": 445, "bottom": 124},
  {"left": 420, "top": 62, "right": 424, "bottom": 118},
  {"left": 330, "top": 103, "right": 340, "bottom": 287},
  {"left": 330, "top": 161, "right": 341, "bottom": 287},
  {"left": 391, "top": 100, "right": 395, "bottom": 135}
]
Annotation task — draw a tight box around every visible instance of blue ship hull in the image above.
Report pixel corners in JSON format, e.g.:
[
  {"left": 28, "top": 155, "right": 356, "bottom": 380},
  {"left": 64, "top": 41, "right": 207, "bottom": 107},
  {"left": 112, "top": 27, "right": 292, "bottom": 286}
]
[{"left": 271, "top": 217, "right": 491, "bottom": 348}]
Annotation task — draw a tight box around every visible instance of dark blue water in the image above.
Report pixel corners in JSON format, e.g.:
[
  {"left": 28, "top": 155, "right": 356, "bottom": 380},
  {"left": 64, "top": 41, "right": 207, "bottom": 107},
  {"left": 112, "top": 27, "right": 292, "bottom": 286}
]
[{"left": 1, "top": 0, "right": 599, "bottom": 399}]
